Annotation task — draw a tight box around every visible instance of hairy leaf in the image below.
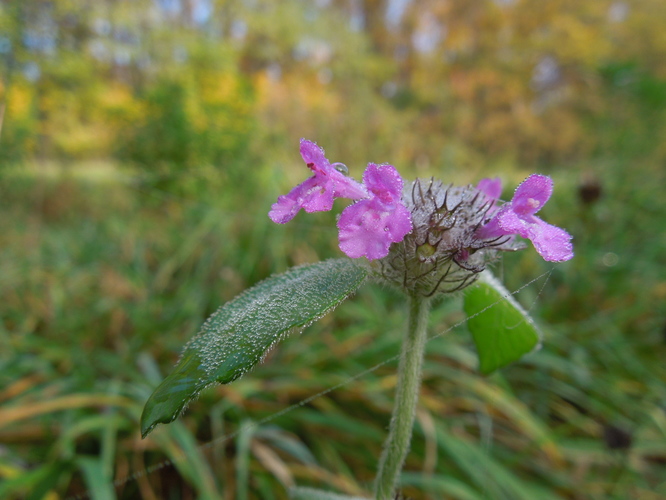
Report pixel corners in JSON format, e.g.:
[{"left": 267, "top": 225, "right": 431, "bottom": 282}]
[{"left": 141, "top": 259, "right": 367, "bottom": 437}]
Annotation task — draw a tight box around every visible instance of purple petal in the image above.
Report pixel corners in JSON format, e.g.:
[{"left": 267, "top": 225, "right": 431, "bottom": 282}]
[
  {"left": 329, "top": 171, "right": 368, "bottom": 200},
  {"left": 268, "top": 194, "right": 301, "bottom": 224},
  {"left": 338, "top": 201, "right": 390, "bottom": 260},
  {"left": 475, "top": 173, "right": 574, "bottom": 262},
  {"left": 512, "top": 174, "right": 553, "bottom": 216},
  {"left": 496, "top": 206, "right": 531, "bottom": 238},
  {"left": 269, "top": 175, "right": 333, "bottom": 223},
  {"left": 300, "top": 177, "right": 335, "bottom": 213},
  {"left": 300, "top": 139, "right": 367, "bottom": 200},
  {"left": 299, "top": 139, "right": 330, "bottom": 173},
  {"left": 525, "top": 217, "right": 574, "bottom": 262},
  {"left": 337, "top": 197, "right": 412, "bottom": 260},
  {"left": 477, "top": 177, "right": 502, "bottom": 201},
  {"left": 385, "top": 203, "right": 413, "bottom": 241},
  {"left": 474, "top": 216, "right": 502, "bottom": 240},
  {"left": 475, "top": 205, "right": 516, "bottom": 239},
  {"left": 270, "top": 139, "right": 368, "bottom": 223},
  {"left": 363, "top": 163, "right": 403, "bottom": 201}
]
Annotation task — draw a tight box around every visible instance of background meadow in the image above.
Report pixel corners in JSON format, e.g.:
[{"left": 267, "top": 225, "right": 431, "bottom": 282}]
[{"left": 1, "top": 0, "right": 665, "bottom": 498}]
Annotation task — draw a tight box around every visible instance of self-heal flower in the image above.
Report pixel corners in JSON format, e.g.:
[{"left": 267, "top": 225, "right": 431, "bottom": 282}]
[
  {"left": 269, "top": 139, "right": 367, "bottom": 224},
  {"left": 338, "top": 164, "right": 412, "bottom": 260},
  {"left": 476, "top": 174, "right": 574, "bottom": 262}
]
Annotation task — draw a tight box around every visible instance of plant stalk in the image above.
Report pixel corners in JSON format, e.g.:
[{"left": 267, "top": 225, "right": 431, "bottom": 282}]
[{"left": 374, "top": 293, "right": 430, "bottom": 499}]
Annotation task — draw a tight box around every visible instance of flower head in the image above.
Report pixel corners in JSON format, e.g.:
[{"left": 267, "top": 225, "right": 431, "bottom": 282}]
[
  {"left": 337, "top": 164, "right": 412, "bottom": 260},
  {"left": 269, "top": 139, "right": 367, "bottom": 224},
  {"left": 269, "top": 141, "right": 573, "bottom": 295},
  {"left": 476, "top": 174, "right": 573, "bottom": 262},
  {"left": 366, "top": 179, "right": 523, "bottom": 296}
]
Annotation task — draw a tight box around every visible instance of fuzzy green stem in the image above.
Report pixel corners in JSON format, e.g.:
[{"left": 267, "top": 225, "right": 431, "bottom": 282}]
[{"left": 374, "top": 293, "right": 430, "bottom": 499}]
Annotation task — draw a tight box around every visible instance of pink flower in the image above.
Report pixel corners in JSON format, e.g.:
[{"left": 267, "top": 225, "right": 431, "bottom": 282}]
[
  {"left": 268, "top": 139, "right": 367, "bottom": 224},
  {"left": 476, "top": 177, "right": 502, "bottom": 214},
  {"left": 269, "top": 139, "right": 412, "bottom": 261},
  {"left": 477, "top": 177, "right": 503, "bottom": 202},
  {"left": 476, "top": 174, "right": 573, "bottom": 262},
  {"left": 337, "top": 164, "right": 412, "bottom": 260}
]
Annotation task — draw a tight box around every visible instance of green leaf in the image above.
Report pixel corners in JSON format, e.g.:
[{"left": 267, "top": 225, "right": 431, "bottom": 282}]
[
  {"left": 141, "top": 259, "right": 367, "bottom": 437},
  {"left": 463, "top": 271, "right": 541, "bottom": 374}
]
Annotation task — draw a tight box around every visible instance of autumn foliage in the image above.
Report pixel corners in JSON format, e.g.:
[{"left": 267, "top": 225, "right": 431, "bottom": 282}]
[{"left": 1, "top": 0, "right": 665, "bottom": 171}]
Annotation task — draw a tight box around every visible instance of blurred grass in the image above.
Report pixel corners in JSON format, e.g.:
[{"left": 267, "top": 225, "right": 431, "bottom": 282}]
[{"left": 1, "top": 152, "right": 665, "bottom": 500}]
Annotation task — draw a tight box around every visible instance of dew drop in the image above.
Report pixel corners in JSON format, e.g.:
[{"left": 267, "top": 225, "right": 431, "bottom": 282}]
[
  {"left": 602, "top": 252, "right": 619, "bottom": 267},
  {"left": 332, "top": 162, "right": 349, "bottom": 175}
]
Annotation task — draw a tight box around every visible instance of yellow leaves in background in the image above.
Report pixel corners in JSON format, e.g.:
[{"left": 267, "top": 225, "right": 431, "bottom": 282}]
[
  {"left": 2, "top": 0, "right": 665, "bottom": 168},
  {"left": 100, "top": 84, "right": 146, "bottom": 124},
  {"left": 5, "top": 83, "right": 33, "bottom": 120}
]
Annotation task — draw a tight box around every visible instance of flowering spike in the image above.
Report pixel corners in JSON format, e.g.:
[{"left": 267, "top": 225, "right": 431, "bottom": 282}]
[
  {"left": 269, "top": 139, "right": 367, "bottom": 224},
  {"left": 476, "top": 174, "right": 573, "bottom": 262},
  {"left": 337, "top": 164, "right": 412, "bottom": 260},
  {"left": 269, "top": 141, "right": 573, "bottom": 291}
]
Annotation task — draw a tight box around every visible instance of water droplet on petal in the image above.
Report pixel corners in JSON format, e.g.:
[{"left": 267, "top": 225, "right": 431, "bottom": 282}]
[{"left": 332, "top": 162, "right": 349, "bottom": 175}]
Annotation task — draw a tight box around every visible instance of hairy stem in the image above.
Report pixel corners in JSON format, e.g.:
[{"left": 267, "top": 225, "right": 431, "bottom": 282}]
[{"left": 374, "top": 293, "right": 430, "bottom": 499}]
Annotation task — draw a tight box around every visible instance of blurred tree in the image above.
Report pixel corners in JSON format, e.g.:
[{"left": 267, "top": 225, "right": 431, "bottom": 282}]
[{"left": 0, "top": 0, "right": 665, "bottom": 169}]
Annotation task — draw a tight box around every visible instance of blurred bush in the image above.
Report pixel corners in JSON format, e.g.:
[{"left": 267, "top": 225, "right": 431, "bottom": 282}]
[
  {"left": 114, "top": 68, "right": 255, "bottom": 176},
  {"left": 0, "top": 82, "right": 37, "bottom": 164}
]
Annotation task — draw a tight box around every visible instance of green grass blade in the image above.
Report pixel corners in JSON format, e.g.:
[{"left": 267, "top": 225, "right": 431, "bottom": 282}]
[
  {"left": 254, "top": 426, "right": 319, "bottom": 465},
  {"left": 436, "top": 425, "right": 561, "bottom": 500},
  {"left": 76, "top": 457, "right": 115, "bottom": 500},
  {"left": 0, "top": 463, "right": 68, "bottom": 500},
  {"left": 289, "top": 486, "right": 369, "bottom": 500},
  {"left": 141, "top": 259, "right": 367, "bottom": 437},
  {"left": 399, "top": 472, "right": 483, "bottom": 500},
  {"left": 236, "top": 420, "right": 255, "bottom": 500},
  {"left": 156, "top": 421, "right": 222, "bottom": 499}
]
